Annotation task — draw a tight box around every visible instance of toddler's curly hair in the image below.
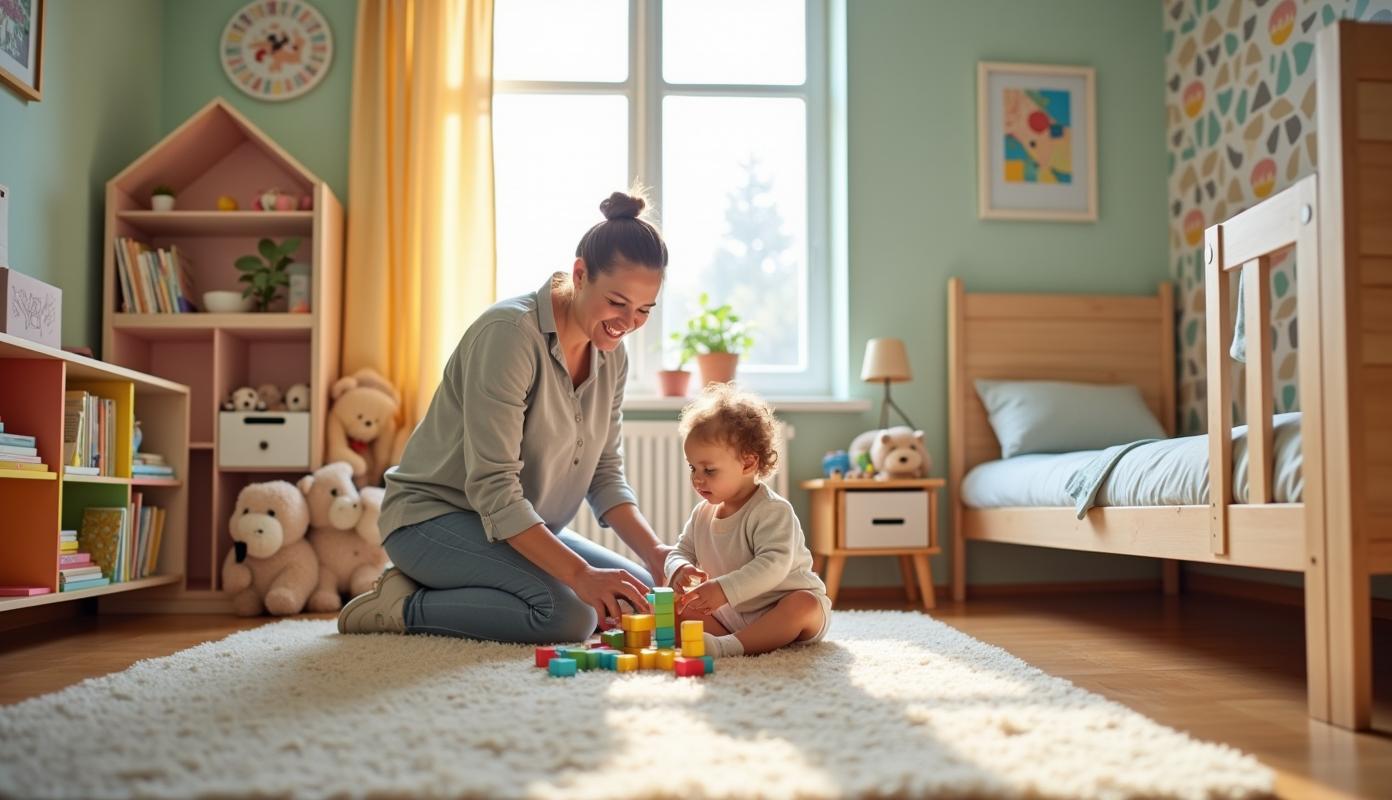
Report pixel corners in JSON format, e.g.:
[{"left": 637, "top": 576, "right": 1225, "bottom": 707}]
[{"left": 678, "top": 383, "right": 780, "bottom": 480}]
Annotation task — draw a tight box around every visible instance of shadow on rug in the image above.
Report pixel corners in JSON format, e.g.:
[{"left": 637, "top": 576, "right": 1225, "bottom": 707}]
[{"left": 0, "top": 610, "right": 1271, "bottom": 798}]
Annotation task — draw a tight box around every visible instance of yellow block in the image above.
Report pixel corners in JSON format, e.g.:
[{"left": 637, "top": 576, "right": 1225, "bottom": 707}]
[
  {"left": 616, "top": 654, "right": 638, "bottom": 672},
  {"left": 680, "top": 620, "right": 704, "bottom": 640},
  {"left": 657, "top": 648, "right": 676, "bottom": 670},
  {"left": 624, "top": 648, "right": 644, "bottom": 656},
  {"left": 640, "top": 648, "right": 658, "bottom": 669},
  {"left": 624, "top": 614, "right": 655, "bottom": 632},
  {"left": 681, "top": 638, "right": 705, "bottom": 657},
  {"left": 626, "top": 630, "right": 652, "bottom": 647}
]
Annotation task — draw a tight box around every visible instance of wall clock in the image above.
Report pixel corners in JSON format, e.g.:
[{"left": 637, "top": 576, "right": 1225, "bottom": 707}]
[{"left": 220, "top": 1, "right": 333, "bottom": 102}]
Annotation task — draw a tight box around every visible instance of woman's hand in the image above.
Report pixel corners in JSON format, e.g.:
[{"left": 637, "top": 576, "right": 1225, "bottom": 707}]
[
  {"left": 568, "top": 566, "right": 651, "bottom": 629},
  {"left": 670, "top": 564, "right": 709, "bottom": 596},
  {"left": 678, "top": 579, "right": 728, "bottom": 616},
  {"left": 646, "top": 544, "right": 676, "bottom": 587}
]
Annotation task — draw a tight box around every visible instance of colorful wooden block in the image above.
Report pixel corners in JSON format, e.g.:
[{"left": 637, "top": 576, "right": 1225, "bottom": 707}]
[
  {"left": 646, "top": 592, "right": 656, "bottom": 606},
  {"left": 657, "top": 648, "right": 677, "bottom": 670},
  {"left": 601, "top": 630, "right": 626, "bottom": 649},
  {"left": 681, "top": 637, "right": 705, "bottom": 657},
  {"left": 639, "top": 648, "right": 658, "bottom": 669},
  {"left": 673, "top": 657, "right": 705, "bottom": 677},
  {"left": 601, "top": 650, "right": 623, "bottom": 670},
  {"left": 535, "top": 646, "right": 559, "bottom": 667},
  {"left": 624, "top": 647, "right": 644, "bottom": 656},
  {"left": 623, "top": 614, "right": 655, "bottom": 632},
  {"left": 576, "top": 650, "right": 597, "bottom": 670},
  {"left": 548, "top": 658, "right": 577, "bottom": 677},
  {"left": 653, "top": 587, "right": 675, "bottom": 602},
  {"left": 681, "top": 620, "right": 704, "bottom": 640},
  {"left": 701, "top": 655, "right": 715, "bottom": 674},
  {"left": 626, "top": 629, "right": 653, "bottom": 647},
  {"left": 616, "top": 653, "right": 638, "bottom": 672}
]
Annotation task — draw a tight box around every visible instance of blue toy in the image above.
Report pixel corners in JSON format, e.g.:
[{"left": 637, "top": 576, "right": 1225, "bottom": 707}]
[{"left": 822, "top": 450, "right": 851, "bottom": 479}]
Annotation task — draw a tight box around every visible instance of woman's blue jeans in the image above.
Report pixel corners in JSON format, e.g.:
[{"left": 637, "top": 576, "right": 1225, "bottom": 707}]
[{"left": 383, "top": 511, "right": 653, "bottom": 644}]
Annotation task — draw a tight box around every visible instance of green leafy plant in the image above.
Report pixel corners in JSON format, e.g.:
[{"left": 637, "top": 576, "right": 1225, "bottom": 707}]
[
  {"left": 151, "top": 184, "right": 175, "bottom": 197},
  {"left": 235, "top": 237, "right": 300, "bottom": 311},
  {"left": 669, "top": 292, "right": 755, "bottom": 366}
]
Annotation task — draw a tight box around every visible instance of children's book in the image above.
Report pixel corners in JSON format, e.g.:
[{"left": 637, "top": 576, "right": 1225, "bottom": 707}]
[
  {"left": 60, "top": 576, "right": 111, "bottom": 592},
  {"left": 58, "top": 552, "right": 92, "bottom": 568},
  {"left": 0, "top": 587, "right": 51, "bottom": 597},
  {"left": 0, "top": 444, "right": 37, "bottom": 457},
  {"left": 0, "top": 433, "right": 36, "bottom": 447}
]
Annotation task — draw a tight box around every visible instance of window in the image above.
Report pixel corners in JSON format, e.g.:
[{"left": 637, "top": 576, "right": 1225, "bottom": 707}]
[{"left": 493, "top": 0, "right": 831, "bottom": 395}]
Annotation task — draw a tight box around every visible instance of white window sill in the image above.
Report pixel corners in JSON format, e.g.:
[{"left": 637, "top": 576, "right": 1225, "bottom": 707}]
[{"left": 623, "top": 396, "right": 872, "bottom": 413}]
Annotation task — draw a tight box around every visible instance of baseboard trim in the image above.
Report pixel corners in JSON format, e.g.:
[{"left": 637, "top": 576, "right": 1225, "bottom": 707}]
[
  {"left": 838, "top": 578, "right": 1161, "bottom": 603},
  {"left": 1185, "top": 573, "right": 1392, "bottom": 620},
  {"left": 0, "top": 600, "right": 87, "bottom": 634}
]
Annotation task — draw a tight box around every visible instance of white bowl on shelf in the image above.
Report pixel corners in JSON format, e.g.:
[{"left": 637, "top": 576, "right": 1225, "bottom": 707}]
[{"left": 202, "top": 291, "right": 255, "bottom": 313}]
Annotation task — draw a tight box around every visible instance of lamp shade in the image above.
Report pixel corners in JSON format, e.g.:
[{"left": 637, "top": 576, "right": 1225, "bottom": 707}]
[{"left": 861, "top": 338, "right": 912, "bottom": 383}]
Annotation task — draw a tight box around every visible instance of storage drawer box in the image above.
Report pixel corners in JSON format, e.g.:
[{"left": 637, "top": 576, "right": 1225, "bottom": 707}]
[
  {"left": 1, "top": 266, "right": 61, "bottom": 349},
  {"left": 218, "top": 411, "right": 310, "bottom": 468},
  {"left": 843, "top": 490, "right": 929, "bottom": 549}
]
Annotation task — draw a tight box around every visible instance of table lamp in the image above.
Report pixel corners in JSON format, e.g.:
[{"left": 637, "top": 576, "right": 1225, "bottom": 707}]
[{"left": 861, "top": 337, "right": 916, "bottom": 430}]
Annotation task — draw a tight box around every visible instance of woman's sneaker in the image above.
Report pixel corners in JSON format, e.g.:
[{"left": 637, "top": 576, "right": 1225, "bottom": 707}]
[{"left": 338, "top": 567, "right": 419, "bottom": 634}]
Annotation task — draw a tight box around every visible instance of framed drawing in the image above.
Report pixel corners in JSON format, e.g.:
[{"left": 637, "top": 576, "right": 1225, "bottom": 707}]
[
  {"left": 0, "top": 0, "right": 45, "bottom": 102},
  {"left": 977, "top": 62, "right": 1096, "bottom": 222}
]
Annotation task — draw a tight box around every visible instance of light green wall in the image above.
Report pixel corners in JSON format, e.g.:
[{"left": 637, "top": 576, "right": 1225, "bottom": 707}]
[
  {"left": 0, "top": 0, "right": 164, "bottom": 350},
  {"left": 161, "top": 0, "right": 358, "bottom": 200},
  {"left": 801, "top": 0, "right": 1170, "bottom": 587}
]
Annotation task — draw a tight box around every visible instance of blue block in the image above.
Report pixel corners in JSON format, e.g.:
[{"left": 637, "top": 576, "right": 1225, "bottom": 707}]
[
  {"left": 701, "top": 655, "right": 715, "bottom": 674},
  {"left": 599, "top": 650, "right": 620, "bottom": 670},
  {"left": 548, "top": 658, "right": 577, "bottom": 677}
]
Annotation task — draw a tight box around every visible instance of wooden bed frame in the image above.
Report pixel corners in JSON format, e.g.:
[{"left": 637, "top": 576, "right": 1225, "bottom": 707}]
[{"left": 948, "top": 21, "right": 1391, "bottom": 730}]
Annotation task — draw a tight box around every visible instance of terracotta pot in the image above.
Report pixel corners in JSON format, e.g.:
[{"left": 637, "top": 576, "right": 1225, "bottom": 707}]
[
  {"left": 657, "top": 369, "right": 692, "bottom": 397},
  {"left": 696, "top": 352, "right": 740, "bottom": 387}
]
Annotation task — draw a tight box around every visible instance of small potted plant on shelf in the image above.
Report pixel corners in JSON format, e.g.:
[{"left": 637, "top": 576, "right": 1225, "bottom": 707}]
[
  {"left": 150, "top": 185, "right": 176, "bottom": 212},
  {"left": 670, "top": 292, "right": 754, "bottom": 388},
  {"left": 233, "top": 237, "right": 301, "bottom": 312}
]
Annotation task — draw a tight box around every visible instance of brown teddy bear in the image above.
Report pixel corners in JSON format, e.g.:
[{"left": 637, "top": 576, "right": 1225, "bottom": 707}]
[
  {"left": 299, "top": 461, "right": 391, "bottom": 613},
  {"left": 221, "top": 480, "right": 318, "bottom": 616},
  {"left": 326, "top": 367, "right": 403, "bottom": 487}
]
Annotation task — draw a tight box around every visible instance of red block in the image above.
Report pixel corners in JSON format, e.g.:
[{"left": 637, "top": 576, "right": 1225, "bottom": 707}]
[
  {"left": 535, "top": 646, "right": 558, "bottom": 668},
  {"left": 673, "top": 657, "right": 706, "bottom": 677}
]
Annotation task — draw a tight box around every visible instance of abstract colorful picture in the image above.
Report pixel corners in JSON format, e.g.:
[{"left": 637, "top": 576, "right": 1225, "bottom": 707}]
[
  {"left": 1002, "top": 89, "right": 1072, "bottom": 184},
  {"left": 978, "top": 62, "right": 1095, "bottom": 221},
  {"left": 0, "top": 0, "right": 43, "bottom": 101}
]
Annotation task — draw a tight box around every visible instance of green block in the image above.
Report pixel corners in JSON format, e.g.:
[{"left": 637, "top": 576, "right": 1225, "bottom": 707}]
[
  {"left": 601, "top": 630, "right": 626, "bottom": 649},
  {"left": 651, "top": 587, "right": 675, "bottom": 606}
]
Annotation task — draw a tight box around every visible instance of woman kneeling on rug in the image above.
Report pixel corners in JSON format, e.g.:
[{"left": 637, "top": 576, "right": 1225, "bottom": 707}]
[{"left": 338, "top": 190, "right": 670, "bottom": 643}]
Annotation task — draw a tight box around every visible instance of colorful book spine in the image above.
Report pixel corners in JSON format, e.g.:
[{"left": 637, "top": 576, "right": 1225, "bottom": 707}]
[
  {"left": 60, "top": 576, "right": 111, "bottom": 592},
  {"left": 0, "top": 432, "right": 36, "bottom": 447},
  {"left": 59, "top": 552, "right": 92, "bottom": 568},
  {"left": 0, "top": 586, "right": 51, "bottom": 597}
]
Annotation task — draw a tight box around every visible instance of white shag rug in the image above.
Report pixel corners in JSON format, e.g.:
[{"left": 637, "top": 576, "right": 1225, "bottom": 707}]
[{"left": 0, "top": 611, "right": 1271, "bottom": 799}]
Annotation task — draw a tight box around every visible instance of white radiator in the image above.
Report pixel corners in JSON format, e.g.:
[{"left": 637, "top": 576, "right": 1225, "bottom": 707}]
[{"left": 571, "top": 420, "right": 794, "bottom": 557}]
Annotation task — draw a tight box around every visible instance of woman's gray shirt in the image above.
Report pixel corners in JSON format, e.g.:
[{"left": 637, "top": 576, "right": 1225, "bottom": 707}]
[{"left": 379, "top": 274, "right": 637, "bottom": 542}]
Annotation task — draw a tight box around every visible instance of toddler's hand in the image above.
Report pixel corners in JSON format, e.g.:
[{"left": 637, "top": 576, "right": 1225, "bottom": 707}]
[
  {"left": 672, "top": 565, "right": 709, "bottom": 595},
  {"left": 679, "top": 579, "right": 728, "bottom": 616}
]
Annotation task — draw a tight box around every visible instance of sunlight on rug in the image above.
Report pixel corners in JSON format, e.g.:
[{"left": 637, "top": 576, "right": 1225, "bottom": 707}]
[{"left": 0, "top": 611, "right": 1271, "bottom": 799}]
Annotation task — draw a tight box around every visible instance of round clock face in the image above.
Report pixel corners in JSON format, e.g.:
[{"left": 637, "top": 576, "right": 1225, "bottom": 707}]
[{"left": 221, "top": 1, "right": 333, "bottom": 102}]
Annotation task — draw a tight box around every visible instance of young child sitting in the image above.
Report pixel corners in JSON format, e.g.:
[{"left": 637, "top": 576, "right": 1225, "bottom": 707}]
[{"left": 666, "top": 384, "right": 831, "bottom": 657}]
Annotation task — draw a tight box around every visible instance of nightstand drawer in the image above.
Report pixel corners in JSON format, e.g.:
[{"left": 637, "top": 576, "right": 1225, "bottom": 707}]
[{"left": 843, "top": 490, "right": 928, "bottom": 549}]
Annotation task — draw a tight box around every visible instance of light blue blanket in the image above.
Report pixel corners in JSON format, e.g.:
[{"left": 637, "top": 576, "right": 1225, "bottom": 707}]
[{"left": 1065, "top": 439, "right": 1163, "bottom": 519}]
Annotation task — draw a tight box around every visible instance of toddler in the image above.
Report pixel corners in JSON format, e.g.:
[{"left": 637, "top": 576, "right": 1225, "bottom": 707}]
[{"left": 666, "top": 384, "right": 831, "bottom": 657}]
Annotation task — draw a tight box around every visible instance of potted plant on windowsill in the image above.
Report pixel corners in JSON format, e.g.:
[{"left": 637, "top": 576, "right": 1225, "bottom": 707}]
[
  {"left": 671, "top": 292, "right": 754, "bottom": 389},
  {"left": 656, "top": 354, "right": 693, "bottom": 398}
]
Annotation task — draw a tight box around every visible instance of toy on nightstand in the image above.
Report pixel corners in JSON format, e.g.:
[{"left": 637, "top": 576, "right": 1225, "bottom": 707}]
[
  {"left": 533, "top": 587, "right": 715, "bottom": 677},
  {"left": 822, "top": 449, "right": 851, "bottom": 479},
  {"left": 848, "top": 426, "right": 929, "bottom": 480},
  {"left": 222, "top": 385, "right": 266, "bottom": 412}
]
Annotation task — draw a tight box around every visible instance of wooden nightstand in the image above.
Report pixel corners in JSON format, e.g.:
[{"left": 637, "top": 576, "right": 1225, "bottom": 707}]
[{"left": 800, "top": 478, "right": 943, "bottom": 610}]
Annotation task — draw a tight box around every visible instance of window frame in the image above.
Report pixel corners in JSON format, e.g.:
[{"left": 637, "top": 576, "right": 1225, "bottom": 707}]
[{"left": 493, "top": 0, "right": 831, "bottom": 396}]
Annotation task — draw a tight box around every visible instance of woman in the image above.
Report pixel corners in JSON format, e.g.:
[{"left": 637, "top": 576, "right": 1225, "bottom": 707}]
[{"left": 338, "top": 190, "right": 670, "bottom": 643}]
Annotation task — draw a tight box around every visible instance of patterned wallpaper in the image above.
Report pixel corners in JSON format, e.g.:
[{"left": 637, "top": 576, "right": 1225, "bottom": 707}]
[{"left": 1165, "top": 0, "right": 1392, "bottom": 434}]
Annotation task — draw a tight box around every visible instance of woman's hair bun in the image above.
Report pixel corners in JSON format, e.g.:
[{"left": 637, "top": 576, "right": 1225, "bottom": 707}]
[{"left": 599, "top": 191, "right": 646, "bottom": 221}]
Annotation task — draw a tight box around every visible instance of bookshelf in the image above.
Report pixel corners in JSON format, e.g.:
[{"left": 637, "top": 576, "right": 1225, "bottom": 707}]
[
  {"left": 0, "top": 332, "right": 188, "bottom": 612},
  {"left": 101, "top": 98, "right": 343, "bottom": 608}
]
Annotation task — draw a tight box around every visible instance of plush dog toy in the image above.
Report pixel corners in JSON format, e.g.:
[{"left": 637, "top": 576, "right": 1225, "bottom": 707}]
[{"left": 221, "top": 480, "right": 318, "bottom": 616}]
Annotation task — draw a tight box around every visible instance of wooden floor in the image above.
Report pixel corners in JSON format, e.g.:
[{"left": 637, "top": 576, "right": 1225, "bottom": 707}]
[{"left": 2, "top": 591, "right": 1389, "bottom": 799}]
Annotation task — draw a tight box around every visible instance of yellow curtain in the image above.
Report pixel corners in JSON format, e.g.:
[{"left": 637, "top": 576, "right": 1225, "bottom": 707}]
[{"left": 342, "top": 0, "right": 496, "bottom": 430}]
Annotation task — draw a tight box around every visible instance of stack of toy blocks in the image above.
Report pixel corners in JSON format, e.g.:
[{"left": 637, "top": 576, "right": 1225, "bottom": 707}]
[{"left": 533, "top": 589, "right": 714, "bottom": 677}]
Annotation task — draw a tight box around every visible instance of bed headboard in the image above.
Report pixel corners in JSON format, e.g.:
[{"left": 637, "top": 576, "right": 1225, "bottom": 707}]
[{"left": 947, "top": 278, "right": 1176, "bottom": 483}]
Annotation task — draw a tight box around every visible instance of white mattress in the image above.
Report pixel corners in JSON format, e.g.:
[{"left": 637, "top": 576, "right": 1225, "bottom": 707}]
[{"left": 961, "top": 412, "right": 1304, "bottom": 509}]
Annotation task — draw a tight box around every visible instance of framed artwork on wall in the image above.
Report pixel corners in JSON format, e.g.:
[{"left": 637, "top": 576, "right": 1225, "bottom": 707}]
[
  {"left": 977, "top": 61, "right": 1096, "bottom": 222},
  {"left": 0, "top": 0, "right": 45, "bottom": 102},
  {"left": 220, "top": 0, "right": 334, "bottom": 102}
]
